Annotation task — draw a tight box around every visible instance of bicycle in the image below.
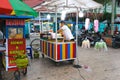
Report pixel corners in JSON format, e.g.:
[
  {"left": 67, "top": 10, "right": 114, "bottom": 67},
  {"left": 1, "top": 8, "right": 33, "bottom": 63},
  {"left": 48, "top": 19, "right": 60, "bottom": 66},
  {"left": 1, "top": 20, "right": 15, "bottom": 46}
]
[
  {"left": 30, "top": 38, "right": 45, "bottom": 58},
  {"left": 30, "top": 38, "right": 41, "bottom": 51}
]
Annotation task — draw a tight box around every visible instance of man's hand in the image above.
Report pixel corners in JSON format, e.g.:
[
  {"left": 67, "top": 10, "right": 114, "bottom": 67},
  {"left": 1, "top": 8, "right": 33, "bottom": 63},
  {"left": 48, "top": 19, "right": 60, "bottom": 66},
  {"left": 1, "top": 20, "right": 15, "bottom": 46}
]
[{"left": 57, "top": 29, "right": 63, "bottom": 33}]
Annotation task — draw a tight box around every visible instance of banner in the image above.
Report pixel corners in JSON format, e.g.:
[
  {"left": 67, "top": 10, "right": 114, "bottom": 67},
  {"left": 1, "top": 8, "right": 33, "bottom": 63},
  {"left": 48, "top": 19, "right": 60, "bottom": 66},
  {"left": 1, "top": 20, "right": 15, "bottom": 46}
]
[
  {"left": 6, "top": 19, "right": 25, "bottom": 26},
  {"left": 6, "top": 39, "right": 26, "bottom": 71}
]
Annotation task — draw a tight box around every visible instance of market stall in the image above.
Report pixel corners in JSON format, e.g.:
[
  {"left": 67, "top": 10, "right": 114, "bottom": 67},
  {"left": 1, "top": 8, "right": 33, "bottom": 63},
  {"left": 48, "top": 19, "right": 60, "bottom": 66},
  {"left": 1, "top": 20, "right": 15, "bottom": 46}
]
[
  {"left": 40, "top": 39, "right": 76, "bottom": 62},
  {"left": 37, "top": 10, "right": 77, "bottom": 64},
  {"left": 0, "top": 0, "right": 38, "bottom": 79},
  {"left": 0, "top": 15, "right": 33, "bottom": 80},
  {"left": 32, "top": 0, "right": 103, "bottom": 64}
]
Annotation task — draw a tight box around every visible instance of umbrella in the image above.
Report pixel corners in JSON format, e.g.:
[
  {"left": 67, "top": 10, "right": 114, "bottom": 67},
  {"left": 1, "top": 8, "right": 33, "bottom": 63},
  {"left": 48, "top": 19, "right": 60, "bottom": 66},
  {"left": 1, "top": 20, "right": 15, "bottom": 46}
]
[
  {"left": 0, "top": 0, "right": 38, "bottom": 17},
  {"left": 0, "top": 0, "right": 12, "bottom": 14}
]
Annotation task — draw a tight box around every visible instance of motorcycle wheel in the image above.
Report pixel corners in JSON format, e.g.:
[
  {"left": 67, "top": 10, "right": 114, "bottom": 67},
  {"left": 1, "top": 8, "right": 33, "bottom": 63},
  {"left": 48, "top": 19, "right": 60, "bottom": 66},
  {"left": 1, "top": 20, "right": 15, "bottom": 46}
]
[{"left": 112, "top": 42, "right": 119, "bottom": 49}]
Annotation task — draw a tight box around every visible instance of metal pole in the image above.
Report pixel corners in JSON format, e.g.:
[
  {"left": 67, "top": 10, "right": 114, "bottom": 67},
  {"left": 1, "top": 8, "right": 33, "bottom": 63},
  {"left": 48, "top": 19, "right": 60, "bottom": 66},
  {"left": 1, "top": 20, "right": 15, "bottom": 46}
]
[
  {"left": 55, "top": 6, "right": 58, "bottom": 60},
  {"left": 66, "top": 0, "right": 68, "bottom": 6},
  {"left": 111, "top": 0, "right": 116, "bottom": 35},
  {"left": 39, "top": 12, "right": 41, "bottom": 32},
  {"left": 41, "top": 20, "right": 43, "bottom": 32},
  {"left": 76, "top": 8, "right": 79, "bottom": 63},
  {"left": 28, "top": 22, "right": 31, "bottom": 36}
]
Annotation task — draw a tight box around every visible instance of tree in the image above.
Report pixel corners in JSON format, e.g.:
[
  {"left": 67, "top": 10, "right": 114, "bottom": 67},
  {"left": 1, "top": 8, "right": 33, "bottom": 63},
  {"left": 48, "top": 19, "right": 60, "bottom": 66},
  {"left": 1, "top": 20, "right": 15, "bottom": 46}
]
[
  {"left": 94, "top": 0, "right": 111, "bottom": 5},
  {"left": 94, "top": 0, "right": 111, "bottom": 13},
  {"left": 94, "top": 0, "right": 119, "bottom": 35}
]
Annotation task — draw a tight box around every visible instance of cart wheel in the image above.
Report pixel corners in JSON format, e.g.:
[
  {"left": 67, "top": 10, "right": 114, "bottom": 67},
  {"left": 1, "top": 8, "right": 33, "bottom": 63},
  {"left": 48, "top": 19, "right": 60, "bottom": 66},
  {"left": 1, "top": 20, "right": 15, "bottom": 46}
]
[
  {"left": 69, "top": 60, "right": 74, "bottom": 64},
  {"left": 112, "top": 42, "right": 119, "bottom": 49},
  {"left": 42, "top": 54, "right": 44, "bottom": 58},
  {"left": 0, "top": 70, "right": 2, "bottom": 80},
  {"left": 55, "top": 62, "right": 60, "bottom": 66},
  {"left": 14, "top": 70, "right": 20, "bottom": 80},
  {"left": 22, "top": 68, "right": 27, "bottom": 76}
]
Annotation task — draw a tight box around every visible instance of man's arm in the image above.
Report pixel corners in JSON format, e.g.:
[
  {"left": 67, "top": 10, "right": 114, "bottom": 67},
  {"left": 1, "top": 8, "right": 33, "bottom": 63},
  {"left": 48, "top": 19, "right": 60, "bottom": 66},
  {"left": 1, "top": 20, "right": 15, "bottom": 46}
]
[{"left": 57, "top": 29, "right": 63, "bottom": 33}]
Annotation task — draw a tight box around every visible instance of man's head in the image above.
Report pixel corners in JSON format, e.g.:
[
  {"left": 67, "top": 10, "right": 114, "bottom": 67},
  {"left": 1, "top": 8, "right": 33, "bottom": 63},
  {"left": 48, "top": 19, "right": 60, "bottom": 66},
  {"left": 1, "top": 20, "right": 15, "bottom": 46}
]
[{"left": 60, "top": 21, "right": 65, "bottom": 27}]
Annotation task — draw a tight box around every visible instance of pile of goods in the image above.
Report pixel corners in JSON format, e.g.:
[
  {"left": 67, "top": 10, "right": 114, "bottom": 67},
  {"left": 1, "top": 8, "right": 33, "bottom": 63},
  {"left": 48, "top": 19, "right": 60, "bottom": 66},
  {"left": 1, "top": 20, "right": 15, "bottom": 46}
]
[
  {"left": 15, "top": 54, "right": 29, "bottom": 68},
  {"left": 33, "top": 50, "right": 39, "bottom": 58}
]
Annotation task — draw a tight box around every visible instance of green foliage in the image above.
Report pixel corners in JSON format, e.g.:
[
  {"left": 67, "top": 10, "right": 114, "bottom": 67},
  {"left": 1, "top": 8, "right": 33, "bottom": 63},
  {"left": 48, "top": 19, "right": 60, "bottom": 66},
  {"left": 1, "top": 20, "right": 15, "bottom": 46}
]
[
  {"left": 93, "top": 0, "right": 111, "bottom": 5},
  {"left": 102, "top": 12, "right": 112, "bottom": 22}
]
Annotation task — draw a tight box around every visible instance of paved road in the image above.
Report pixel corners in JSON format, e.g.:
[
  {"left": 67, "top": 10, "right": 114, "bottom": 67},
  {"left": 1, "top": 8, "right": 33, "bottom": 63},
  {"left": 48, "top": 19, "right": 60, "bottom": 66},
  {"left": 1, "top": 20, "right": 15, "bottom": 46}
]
[
  {"left": 21, "top": 47, "right": 120, "bottom": 80},
  {"left": 1, "top": 40, "right": 120, "bottom": 80}
]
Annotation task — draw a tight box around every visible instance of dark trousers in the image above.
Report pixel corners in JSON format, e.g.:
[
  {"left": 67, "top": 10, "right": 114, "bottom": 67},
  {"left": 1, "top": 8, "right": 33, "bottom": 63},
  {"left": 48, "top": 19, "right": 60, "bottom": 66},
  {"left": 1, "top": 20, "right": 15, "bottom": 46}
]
[
  {"left": 64, "top": 39, "right": 74, "bottom": 42},
  {"left": 0, "top": 53, "right": 3, "bottom": 80}
]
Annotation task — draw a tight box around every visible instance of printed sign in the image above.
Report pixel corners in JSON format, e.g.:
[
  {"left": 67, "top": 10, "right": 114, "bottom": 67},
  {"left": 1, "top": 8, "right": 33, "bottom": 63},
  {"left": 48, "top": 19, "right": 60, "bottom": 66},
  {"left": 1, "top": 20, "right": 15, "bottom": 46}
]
[
  {"left": 6, "top": 39, "right": 26, "bottom": 71},
  {"left": 6, "top": 19, "right": 25, "bottom": 26}
]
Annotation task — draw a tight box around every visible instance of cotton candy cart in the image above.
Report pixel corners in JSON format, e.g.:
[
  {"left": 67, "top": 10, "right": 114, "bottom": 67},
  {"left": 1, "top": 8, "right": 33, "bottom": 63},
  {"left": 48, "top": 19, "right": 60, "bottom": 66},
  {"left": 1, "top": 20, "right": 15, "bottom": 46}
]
[{"left": 40, "top": 39, "right": 76, "bottom": 65}]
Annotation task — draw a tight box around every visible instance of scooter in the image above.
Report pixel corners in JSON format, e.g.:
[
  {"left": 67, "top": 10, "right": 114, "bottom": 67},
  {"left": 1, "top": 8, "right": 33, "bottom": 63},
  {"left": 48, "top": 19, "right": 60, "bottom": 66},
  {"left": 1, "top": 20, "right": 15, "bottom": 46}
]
[
  {"left": 112, "top": 32, "right": 120, "bottom": 48},
  {"left": 78, "top": 30, "right": 101, "bottom": 47}
]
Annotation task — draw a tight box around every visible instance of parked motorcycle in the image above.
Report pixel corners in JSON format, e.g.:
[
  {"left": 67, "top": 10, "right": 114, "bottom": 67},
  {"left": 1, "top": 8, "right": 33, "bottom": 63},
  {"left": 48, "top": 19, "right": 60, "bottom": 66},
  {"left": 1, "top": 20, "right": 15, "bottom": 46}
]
[
  {"left": 112, "top": 32, "right": 120, "bottom": 48},
  {"left": 78, "top": 30, "right": 101, "bottom": 47}
]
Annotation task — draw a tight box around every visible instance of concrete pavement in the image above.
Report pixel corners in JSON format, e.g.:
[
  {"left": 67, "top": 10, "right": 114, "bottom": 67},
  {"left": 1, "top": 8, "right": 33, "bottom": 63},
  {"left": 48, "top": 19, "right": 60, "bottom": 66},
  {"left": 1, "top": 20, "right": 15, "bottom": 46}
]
[
  {"left": 1, "top": 40, "right": 120, "bottom": 80},
  {"left": 21, "top": 47, "right": 120, "bottom": 80}
]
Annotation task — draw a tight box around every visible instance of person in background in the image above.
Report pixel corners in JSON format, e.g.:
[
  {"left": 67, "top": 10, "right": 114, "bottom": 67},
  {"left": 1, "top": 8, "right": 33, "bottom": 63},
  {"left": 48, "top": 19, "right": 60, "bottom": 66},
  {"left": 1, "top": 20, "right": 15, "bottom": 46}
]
[
  {"left": 0, "top": 30, "right": 5, "bottom": 46},
  {"left": 31, "top": 27, "right": 35, "bottom": 33},
  {"left": 0, "top": 30, "right": 3, "bottom": 40},
  {"left": 57, "top": 21, "right": 74, "bottom": 41}
]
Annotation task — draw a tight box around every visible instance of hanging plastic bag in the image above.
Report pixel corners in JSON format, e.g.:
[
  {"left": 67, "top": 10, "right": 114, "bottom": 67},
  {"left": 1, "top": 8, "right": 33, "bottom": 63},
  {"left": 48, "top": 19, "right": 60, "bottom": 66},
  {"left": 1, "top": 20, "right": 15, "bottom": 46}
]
[
  {"left": 85, "top": 18, "right": 90, "bottom": 30},
  {"left": 94, "top": 19, "right": 99, "bottom": 32}
]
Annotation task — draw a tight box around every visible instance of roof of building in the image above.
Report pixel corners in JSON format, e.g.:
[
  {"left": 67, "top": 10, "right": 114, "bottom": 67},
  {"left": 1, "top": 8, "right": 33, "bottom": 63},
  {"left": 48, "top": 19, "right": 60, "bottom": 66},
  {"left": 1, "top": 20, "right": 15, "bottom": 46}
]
[
  {"left": 23, "top": 0, "right": 44, "bottom": 7},
  {"left": 34, "top": 0, "right": 103, "bottom": 13}
]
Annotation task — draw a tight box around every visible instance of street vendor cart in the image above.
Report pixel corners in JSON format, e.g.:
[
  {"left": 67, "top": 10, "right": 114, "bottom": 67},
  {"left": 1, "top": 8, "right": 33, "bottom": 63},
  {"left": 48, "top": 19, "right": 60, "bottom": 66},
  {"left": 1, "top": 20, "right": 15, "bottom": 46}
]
[
  {"left": 30, "top": 7, "right": 77, "bottom": 65},
  {"left": 38, "top": 19, "right": 76, "bottom": 64},
  {"left": 0, "top": 15, "right": 32, "bottom": 80},
  {"left": 40, "top": 38, "right": 76, "bottom": 63}
]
